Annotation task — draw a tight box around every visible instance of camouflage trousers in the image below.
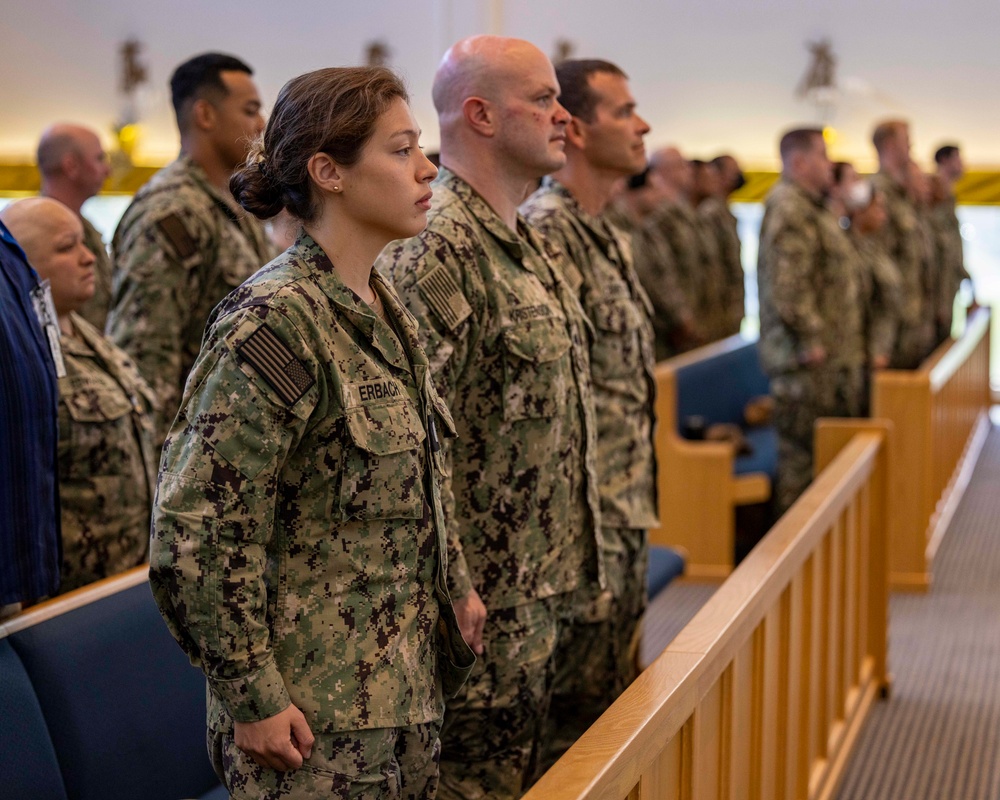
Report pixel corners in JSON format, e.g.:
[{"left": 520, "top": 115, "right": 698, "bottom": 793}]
[
  {"left": 209, "top": 718, "right": 442, "bottom": 799},
  {"left": 771, "top": 367, "right": 864, "bottom": 515},
  {"left": 892, "top": 319, "right": 935, "bottom": 370},
  {"left": 438, "top": 597, "right": 560, "bottom": 800},
  {"left": 537, "top": 527, "right": 648, "bottom": 776}
]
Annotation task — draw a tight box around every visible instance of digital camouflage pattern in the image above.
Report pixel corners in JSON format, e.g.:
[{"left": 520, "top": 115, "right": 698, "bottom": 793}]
[
  {"left": 758, "top": 179, "right": 865, "bottom": 511},
  {"left": 523, "top": 180, "right": 657, "bottom": 531},
  {"left": 646, "top": 199, "right": 721, "bottom": 348},
  {"left": 76, "top": 215, "right": 113, "bottom": 332},
  {"left": 872, "top": 171, "right": 935, "bottom": 368},
  {"left": 699, "top": 196, "right": 745, "bottom": 336},
  {"left": 211, "top": 720, "right": 442, "bottom": 800},
  {"left": 378, "top": 167, "right": 603, "bottom": 800},
  {"left": 692, "top": 210, "right": 731, "bottom": 341},
  {"left": 107, "top": 155, "right": 275, "bottom": 452},
  {"left": 930, "top": 194, "right": 970, "bottom": 341},
  {"left": 150, "top": 233, "right": 474, "bottom": 761},
  {"left": 852, "top": 234, "right": 903, "bottom": 368},
  {"left": 606, "top": 202, "right": 695, "bottom": 359},
  {"left": 439, "top": 598, "right": 559, "bottom": 800},
  {"left": 522, "top": 180, "right": 656, "bottom": 767},
  {"left": 57, "top": 312, "right": 156, "bottom": 592},
  {"left": 379, "top": 167, "right": 603, "bottom": 610}
]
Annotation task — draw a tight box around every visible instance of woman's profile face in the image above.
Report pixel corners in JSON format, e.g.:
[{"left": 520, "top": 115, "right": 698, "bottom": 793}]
[{"left": 337, "top": 97, "right": 438, "bottom": 243}]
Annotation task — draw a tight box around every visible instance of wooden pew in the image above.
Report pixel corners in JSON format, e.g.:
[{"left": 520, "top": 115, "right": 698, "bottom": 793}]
[
  {"left": 523, "top": 420, "right": 890, "bottom": 800},
  {"left": 872, "top": 307, "right": 991, "bottom": 590},
  {"left": 649, "top": 335, "right": 772, "bottom": 580}
]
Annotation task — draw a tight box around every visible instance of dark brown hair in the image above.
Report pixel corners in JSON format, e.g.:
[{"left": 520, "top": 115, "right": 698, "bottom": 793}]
[
  {"left": 555, "top": 59, "right": 627, "bottom": 122},
  {"left": 230, "top": 66, "right": 408, "bottom": 222}
]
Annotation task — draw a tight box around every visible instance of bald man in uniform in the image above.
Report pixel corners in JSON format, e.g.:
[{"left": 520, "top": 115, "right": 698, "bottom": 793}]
[
  {"left": 37, "top": 124, "right": 113, "bottom": 330},
  {"left": 378, "top": 36, "right": 602, "bottom": 799}
]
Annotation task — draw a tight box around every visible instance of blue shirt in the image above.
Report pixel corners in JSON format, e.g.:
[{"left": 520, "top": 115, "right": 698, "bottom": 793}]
[{"left": 0, "top": 219, "right": 61, "bottom": 604}]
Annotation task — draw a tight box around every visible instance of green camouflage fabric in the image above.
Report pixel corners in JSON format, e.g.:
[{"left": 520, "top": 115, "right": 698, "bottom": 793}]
[
  {"left": 699, "top": 197, "right": 745, "bottom": 336},
  {"left": 150, "top": 232, "right": 474, "bottom": 748},
  {"left": 108, "top": 155, "right": 275, "bottom": 453},
  {"left": 930, "top": 195, "right": 970, "bottom": 341},
  {"left": 57, "top": 312, "right": 156, "bottom": 593},
  {"left": 523, "top": 180, "right": 657, "bottom": 530},
  {"left": 210, "top": 720, "right": 442, "bottom": 800},
  {"left": 76, "top": 215, "right": 113, "bottom": 332},
  {"left": 522, "top": 181, "right": 656, "bottom": 767},
  {"left": 647, "top": 200, "right": 718, "bottom": 348},
  {"left": 871, "top": 171, "right": 935, "bottom": 368},
  {"left": 439, "top": 597, "right": 559, "bottom": 800},
  {"left": 378, "top": 167, "right": 603, "bottom": 610},
  {"left": 852, "top": 234, "right": 902, "bottom": 368},
  {"left": 758, "top": 180, "right": 865, "bottom": 512},
  {"left": 757, "top": 179, "right": 865, "bottom": 375},
  {"left": 378, "top": 166, "right": 603, "bottom": 800},
  {"left": 692, "top": 210, "right": 730, "bottom": 341},
  {"left": 605, "top": 202, "right": 694, "bottom": 359}
]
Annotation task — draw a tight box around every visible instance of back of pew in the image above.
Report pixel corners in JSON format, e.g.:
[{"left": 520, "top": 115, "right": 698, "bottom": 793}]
[
  {"left": 0, "top": 568, "right": 225, "bottom": 800},
  {"left": 650, "top": 335, "right": 773, "bottom": 579}
]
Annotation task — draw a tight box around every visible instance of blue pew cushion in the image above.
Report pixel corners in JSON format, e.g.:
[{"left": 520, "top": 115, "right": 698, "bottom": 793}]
[
  {"left": 0, "top": 639, "right": 68, "bottom": 800},
  {"left": 647, "top": 545, "right": 686, "bottom": 599},
  {"left": 734, "top": 426, "right": 779, "bottom": 480},
  {"left": 7, "top": 584, "right": 220, "bottom": 800},
  {"left": 675, "top": 341, "right": 770, "bottom": 431}
]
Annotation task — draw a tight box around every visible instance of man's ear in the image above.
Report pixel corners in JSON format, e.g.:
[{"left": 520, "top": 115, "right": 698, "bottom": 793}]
[
  {"left": 462, "top": 96, "right": 495, "bottom": 138},
  {"left": 307, "top": 152, "right": 343, "bottom": 195},
  {"left": 565, "top": 116, "right": 587, "bottom": 150},
  {"left": 61, "top": 151, "right": 81, "bottom": 180},
  {"left": 191, "top": 98, "right": 217, "bottom": 133}
]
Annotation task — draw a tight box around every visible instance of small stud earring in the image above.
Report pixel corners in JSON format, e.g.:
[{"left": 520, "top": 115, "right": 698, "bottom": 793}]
[{"left": 333, "top": 186, "right": 342, "bottom": 192}]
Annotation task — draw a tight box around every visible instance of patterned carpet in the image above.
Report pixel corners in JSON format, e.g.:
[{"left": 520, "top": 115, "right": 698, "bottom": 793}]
[
  {"left": 639, "top": 425, "right": 1000, "bottom": 799},
  {"left": 836, "top": 424, "right": 1000, "bottom": 800}
]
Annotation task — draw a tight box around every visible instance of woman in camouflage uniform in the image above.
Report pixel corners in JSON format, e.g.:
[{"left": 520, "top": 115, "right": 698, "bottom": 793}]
[
  {"left": 149, "top": 67, "right": 474, "bottom": 799},
  {"left": 0, "top": 197, "right": 156, "bottom": 594}
]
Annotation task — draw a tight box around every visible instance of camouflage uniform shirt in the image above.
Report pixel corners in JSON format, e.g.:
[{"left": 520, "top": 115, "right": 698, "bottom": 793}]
[
  {"left": 523, "top": 180, "right": 658, "bottom": 530},
  {"left": 150, "top": 233, "right": 473, "bottom": 733},
  {"left": 699, "top": 197, "right": 745, "bottom": 335},
  {"left": 378, "top": 167, "right": 603, "bottom": 610},
  {"left": 108, "top": 155, "right": 274, "bottom": 449},
  {"left": 76, "top": 215, "right": 113, "bottom": 332},
  {"left": 606, "top": 203, "right": 692, "bottom": 358},
  {"left": 872, "top": 171, "right": 934, "bottom": 366},
  {"left": 57, "top": 312, "right": 156, "bottom": 593},
  {"left": 930, "top": 194, "right": 970, "bottom": 330},
  {"left": 757, "top": 179, "right": 864, "bottom": 375}
]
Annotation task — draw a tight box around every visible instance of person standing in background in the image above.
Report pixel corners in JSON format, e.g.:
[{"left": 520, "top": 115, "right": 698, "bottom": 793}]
[{"left": 37, "top": 123, "right": 113, "bottom": 330}]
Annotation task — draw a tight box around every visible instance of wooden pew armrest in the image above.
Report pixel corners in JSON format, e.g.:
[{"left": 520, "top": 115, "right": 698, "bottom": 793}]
[{"left": 732, "top": 472, "right": 771, "bottom": 505}]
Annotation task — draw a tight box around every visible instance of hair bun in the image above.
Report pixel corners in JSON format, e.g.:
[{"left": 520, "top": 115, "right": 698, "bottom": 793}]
[{"left": 230, "top": 148, "right": 285, "bottom": 220}]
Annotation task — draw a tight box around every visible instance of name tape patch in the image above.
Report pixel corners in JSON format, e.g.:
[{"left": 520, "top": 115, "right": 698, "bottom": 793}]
[{"left": 343, "top": 378, "right": 404, "bottom": 407}]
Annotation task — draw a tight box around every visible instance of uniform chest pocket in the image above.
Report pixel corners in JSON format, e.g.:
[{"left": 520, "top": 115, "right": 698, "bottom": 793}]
[
  {"left": 340, "top": 400, "right": 426, "bottom": 520},
  {"left": 501, "top": 317, "right": 572, "bottom": 422},
  {"left": 591, "top": 297, "right": 643, "bottom": 334},
  {"left": 59, "top": 375, "right": 135, "bottom": 480}
]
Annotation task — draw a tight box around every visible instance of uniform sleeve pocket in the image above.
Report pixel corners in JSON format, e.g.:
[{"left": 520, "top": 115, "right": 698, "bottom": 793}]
[
  {"left": 340, "top": 400, "right": 426, "bottom": 520},
  {"left": 501, "top": 318, "right": 571, "bottom": 422}
]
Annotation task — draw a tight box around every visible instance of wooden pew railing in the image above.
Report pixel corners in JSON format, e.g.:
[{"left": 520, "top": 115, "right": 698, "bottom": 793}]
[
  {"left": 872, "top": 307, "right": 991, "bottom": 590},
  {"left": 524, "top": 420, "right": 890, "bottom": 800},
  {"left": 648, "top": 335, "right": 771, "bottom": 580}
]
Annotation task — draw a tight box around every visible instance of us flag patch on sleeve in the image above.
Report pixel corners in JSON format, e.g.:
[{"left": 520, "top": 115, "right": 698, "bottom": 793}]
[
  {"left": 416, "top": 263, "right": 473, "bottom": 331},
  {"left": 236, "top": 324, "right": 315, "bottom": 406}
]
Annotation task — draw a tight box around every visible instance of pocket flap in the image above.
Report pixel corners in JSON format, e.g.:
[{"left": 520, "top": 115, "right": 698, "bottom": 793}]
[
  {"left": 62, "top": 376, "right": 133, "bottom": 422},
  {"left": 502, "top": 317, "right": 571, "bottom": 363},
  {"left": 345, "top": 400, "right": 426, "bottom": 456},
  {"left": 592, "top": 297, "right": 643, "bottom": 334}
]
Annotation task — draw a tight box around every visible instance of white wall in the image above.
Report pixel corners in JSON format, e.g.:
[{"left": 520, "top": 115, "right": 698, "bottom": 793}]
[{"left": 3, "top": 0, "right": 1000, "bottom": 168}]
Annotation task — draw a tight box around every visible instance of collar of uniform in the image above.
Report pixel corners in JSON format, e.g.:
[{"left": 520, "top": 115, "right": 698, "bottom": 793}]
[
  {"left": 436, "top": 166, "right": 527, "bottom": 260},
  {"left": 874, "top": 169, "right": 907, "bottom": 200},
  {"left": 545, "top": 177, "right": 631, "bottom": 263},
  {"left": 60, "top": 312, "right": 100, "bottom": 357},
  {"left": 779, "top": 177, "right": 827, "bottom": 209},
  {"left": 292, "top": 231, "right": 410, "bottom": 370}
]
